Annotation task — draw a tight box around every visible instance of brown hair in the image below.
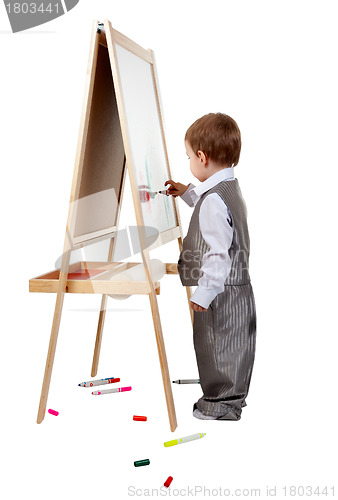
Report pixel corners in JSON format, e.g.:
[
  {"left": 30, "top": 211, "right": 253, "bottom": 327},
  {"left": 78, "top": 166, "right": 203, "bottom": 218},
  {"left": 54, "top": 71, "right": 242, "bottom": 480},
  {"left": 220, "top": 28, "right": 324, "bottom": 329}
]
[{"left": 185, "top": 113, "right": 241, "bottom": 166}]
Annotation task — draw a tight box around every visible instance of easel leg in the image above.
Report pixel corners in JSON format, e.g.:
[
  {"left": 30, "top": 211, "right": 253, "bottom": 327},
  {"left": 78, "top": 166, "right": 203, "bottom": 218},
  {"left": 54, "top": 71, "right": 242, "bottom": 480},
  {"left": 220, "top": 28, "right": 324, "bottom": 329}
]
[
  {"left": 91, "top": 294, "right": 108, "bottom": 376},
  {"left": 91, "top": 156, "right": 127, "bottom": 377},
  {"left": 148, "top": 290, "right": 177, "bottom": 432},
  {"left": 37, "top": 284, "right": 67, "bottom": 423}
]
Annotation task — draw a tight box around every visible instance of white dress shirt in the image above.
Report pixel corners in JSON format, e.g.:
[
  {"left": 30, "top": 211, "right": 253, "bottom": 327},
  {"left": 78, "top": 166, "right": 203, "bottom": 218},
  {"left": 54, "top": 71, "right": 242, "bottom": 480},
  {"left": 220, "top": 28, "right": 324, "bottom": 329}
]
[{"left": 180, "top": 168, "right": 235, "bottom": 309}]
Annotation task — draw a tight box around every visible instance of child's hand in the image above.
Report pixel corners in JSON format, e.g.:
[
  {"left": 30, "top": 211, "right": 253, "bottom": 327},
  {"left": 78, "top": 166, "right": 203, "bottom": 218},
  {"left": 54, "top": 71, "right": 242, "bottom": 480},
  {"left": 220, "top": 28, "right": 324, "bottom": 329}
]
[
  {"left": 190, "top": 301, "right": 207, "bottom": 312},
  {"left": 164, "top": 179, "right": 189, "bottom": 197}
]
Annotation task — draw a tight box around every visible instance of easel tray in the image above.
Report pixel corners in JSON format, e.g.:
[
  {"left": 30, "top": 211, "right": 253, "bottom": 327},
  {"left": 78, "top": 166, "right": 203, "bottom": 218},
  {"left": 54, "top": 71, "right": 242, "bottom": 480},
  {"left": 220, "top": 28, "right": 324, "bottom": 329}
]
[{"left": 29, "top": 261, "right": 163, "bottom": 295}]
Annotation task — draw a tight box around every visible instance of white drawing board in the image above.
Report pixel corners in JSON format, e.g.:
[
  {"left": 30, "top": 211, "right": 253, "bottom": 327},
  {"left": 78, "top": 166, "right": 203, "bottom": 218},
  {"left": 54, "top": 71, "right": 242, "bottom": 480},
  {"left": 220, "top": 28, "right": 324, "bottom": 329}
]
[{"left": 113, "top": 42, "right": 177, "bottom": 235}]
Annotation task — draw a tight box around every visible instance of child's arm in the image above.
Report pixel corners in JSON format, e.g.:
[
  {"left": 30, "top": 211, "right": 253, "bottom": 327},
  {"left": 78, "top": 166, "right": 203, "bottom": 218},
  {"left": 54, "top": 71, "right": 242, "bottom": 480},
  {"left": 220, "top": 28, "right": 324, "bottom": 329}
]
[{"left": 190, "top": 194, "right": 234, "bottom": 310}]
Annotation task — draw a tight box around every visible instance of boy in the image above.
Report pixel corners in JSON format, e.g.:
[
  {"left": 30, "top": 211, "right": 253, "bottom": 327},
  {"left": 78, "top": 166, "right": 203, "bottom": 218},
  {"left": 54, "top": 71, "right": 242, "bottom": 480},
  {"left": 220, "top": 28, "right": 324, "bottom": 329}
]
[{"left": 165, "top": 113, "right": 256, "bottom": 420}]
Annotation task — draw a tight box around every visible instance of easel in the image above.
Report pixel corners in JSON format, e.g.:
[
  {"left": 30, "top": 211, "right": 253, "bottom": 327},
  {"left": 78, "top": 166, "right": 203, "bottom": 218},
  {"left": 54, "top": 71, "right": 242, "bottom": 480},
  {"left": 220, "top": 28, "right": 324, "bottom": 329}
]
[{"left": 29, "top": 20, "right": 194, "bottom": 432}]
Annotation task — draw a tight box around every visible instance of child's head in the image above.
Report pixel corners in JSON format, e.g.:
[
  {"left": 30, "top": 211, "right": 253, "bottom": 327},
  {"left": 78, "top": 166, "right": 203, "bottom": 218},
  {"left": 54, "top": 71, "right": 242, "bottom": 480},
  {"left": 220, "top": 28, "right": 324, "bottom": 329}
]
[{"left": 185, "top": 113, "right": 241, "bottom": 180}]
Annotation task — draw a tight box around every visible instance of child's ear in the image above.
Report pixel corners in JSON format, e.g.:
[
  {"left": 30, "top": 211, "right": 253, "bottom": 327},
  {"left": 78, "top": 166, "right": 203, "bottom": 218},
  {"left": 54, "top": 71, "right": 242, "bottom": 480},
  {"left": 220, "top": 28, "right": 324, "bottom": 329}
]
[{"left": 197, "top": 150, "right": 208, "bottom": 165}]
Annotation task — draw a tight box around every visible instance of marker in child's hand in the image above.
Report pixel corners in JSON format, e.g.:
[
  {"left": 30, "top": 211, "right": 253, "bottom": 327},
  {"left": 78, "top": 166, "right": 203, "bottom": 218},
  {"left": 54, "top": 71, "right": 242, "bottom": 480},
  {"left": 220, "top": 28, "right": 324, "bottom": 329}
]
[{"left": 157, "top": 189, "right": 170, "bottom": 196}]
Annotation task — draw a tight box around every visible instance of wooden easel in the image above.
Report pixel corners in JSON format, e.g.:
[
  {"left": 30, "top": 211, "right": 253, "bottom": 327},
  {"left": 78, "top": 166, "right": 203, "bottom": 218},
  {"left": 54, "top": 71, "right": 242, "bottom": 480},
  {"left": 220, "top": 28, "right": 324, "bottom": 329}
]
[{"left": 29, "top": 20, "right": 194, "bottom": 432}]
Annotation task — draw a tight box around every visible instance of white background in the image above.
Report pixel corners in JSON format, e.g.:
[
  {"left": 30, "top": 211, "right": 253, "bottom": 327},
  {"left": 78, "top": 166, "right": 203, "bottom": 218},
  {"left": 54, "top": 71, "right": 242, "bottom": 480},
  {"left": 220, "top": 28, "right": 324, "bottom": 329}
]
[{"left": 0, "top": 1, "right": 337, "bottom": 499}]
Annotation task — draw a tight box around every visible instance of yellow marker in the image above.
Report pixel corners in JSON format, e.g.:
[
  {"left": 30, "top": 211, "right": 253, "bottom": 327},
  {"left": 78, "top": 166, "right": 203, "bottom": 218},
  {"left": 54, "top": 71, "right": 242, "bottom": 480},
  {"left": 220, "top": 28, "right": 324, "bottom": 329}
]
[{"left": 164, "top": 432, "right": 206, "bottom": 447}]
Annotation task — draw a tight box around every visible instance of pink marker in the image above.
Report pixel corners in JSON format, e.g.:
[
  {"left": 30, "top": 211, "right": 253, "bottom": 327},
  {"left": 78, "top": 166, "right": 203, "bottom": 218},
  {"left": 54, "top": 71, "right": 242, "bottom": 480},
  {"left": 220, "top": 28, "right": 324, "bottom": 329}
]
[
  {"left": 48, "top": 409, "right": 59, "bottom": 416},
  {"left": 92, "top": 386, "right": 132, "bottom": 395}
]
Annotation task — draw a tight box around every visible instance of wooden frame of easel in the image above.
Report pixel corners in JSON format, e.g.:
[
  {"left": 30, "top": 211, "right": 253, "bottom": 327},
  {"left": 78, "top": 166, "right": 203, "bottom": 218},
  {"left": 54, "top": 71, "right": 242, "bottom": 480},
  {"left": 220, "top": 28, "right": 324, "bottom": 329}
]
[{"left": 29, "top": 19, "right": 194, "bottom": 432}]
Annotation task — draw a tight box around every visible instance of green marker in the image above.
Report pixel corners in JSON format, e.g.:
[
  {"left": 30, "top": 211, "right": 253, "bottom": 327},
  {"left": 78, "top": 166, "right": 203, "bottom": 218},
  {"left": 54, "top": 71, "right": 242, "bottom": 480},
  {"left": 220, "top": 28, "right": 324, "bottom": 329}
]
[{"left": 134, "top": 459, "right": 150, "bottom": 467}]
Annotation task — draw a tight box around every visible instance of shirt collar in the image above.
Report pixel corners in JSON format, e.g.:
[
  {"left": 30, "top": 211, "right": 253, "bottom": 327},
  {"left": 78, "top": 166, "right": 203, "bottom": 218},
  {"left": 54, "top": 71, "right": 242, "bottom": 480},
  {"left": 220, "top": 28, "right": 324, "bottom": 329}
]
[{"left": 191, "top": 167, "right": 235, "bottom": 198}]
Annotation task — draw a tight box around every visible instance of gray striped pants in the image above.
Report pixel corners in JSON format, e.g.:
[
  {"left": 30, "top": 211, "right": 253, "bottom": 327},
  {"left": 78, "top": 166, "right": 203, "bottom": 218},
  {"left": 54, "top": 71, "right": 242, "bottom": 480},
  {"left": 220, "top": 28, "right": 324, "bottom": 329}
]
[{"left": 193, "top": 283, "right": 256, "bottom": 420}]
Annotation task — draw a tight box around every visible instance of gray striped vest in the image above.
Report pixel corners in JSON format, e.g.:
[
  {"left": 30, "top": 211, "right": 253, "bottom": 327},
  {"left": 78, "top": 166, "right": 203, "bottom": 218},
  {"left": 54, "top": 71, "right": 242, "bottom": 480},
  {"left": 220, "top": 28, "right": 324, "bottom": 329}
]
[{"left": 177, "top": 179, "right": 251, "bottom": 286}]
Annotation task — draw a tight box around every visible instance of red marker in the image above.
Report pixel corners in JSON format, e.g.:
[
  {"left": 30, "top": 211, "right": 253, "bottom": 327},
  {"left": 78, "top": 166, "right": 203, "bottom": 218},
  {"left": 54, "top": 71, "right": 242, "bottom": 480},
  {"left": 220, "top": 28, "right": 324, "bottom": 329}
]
[
  {"left": 164, "top": 476, "right": 173, "bottom": 488},
  {"left": 133, "top": 415, "right": 147, "bottom": 421},
  {"left": 78, "top": 377, "right": 120, "bottom": 387}
]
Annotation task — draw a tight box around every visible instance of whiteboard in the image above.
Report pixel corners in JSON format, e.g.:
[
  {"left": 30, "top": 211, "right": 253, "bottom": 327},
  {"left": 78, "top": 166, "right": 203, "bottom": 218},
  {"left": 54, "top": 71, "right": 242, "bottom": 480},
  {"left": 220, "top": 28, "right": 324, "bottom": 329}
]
[{"left": 114, "top": 43, "right": 177, "bottom": 234}]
